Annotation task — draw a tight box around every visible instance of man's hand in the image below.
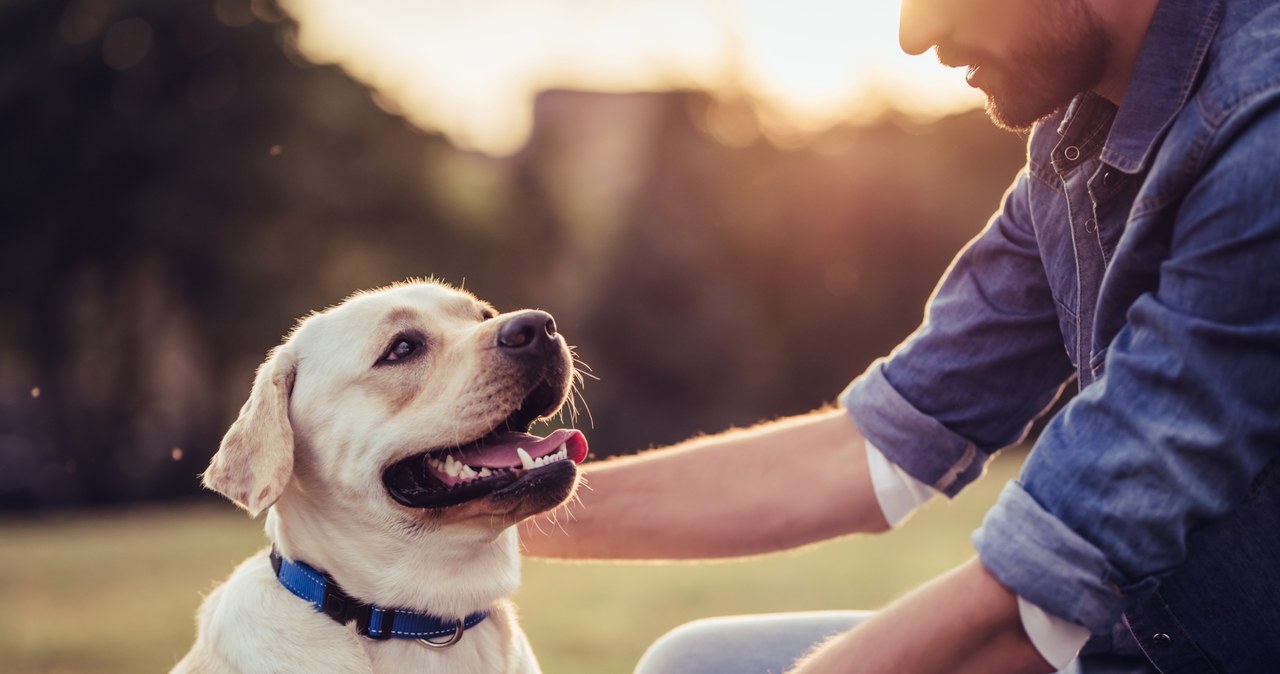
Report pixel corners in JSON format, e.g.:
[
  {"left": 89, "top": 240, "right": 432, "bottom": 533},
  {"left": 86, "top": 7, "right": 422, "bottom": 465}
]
[{"left": 789, "top": 557, "right": 1055, "bottom": 674}]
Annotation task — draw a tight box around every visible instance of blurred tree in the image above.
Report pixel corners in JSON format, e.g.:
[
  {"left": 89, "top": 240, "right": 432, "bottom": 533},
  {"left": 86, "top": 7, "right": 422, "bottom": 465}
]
[
  {"left": 0, "top": 0, "right": 486, "bottom": 507},
  {"left": 0, "top": 0, "right": 1025, "bottom": 509},
  {"left": 516, "top": 91, "right": 1024, "bottom": 451}
]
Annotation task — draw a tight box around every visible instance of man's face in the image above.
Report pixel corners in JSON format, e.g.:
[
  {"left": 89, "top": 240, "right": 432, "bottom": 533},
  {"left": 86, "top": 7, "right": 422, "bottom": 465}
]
[{"left": 900, "top": 0, "right": 1112, "bottom": 130}]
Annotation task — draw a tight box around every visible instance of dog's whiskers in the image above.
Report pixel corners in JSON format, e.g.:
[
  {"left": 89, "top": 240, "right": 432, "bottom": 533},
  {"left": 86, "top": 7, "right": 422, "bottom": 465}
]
[
  {"left": 561, "top": 393, "right": 579, "bottom": 427},
  {"left": 570, "top": 351, "right": 600, "bottom": 381},
  {"left": 572, "top": 385, "right": 594, "bottom": 430},
  {"left": 546, "top": 511, "right": 568, "bottom": 537}
]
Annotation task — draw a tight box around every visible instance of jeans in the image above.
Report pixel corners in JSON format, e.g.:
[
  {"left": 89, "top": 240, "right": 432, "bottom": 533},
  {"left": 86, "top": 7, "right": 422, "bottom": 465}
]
[
  {"left": 633, "top": 611, "right": 1163, "bottom": 674},
  {"left": 634, "top": 611, "right": 872, "bottom": 674}
]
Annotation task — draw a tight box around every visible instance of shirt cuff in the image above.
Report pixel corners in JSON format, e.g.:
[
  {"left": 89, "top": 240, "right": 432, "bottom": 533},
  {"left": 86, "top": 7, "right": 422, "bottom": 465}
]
[
  {"left": 973, "top": 481, "right": 1128, "bottom": 632},
  {"left": 1018, "top": 597, "right": 1090, "bottom": 670},
  {"left": 841, "top": 362, "right": 986, "bottom": 497},
  {"left": 867, "top": 439, "right": 1088, "bottom": 667},
  {"left": 864, "top": 439, "right": 937, "bottom": 528}
]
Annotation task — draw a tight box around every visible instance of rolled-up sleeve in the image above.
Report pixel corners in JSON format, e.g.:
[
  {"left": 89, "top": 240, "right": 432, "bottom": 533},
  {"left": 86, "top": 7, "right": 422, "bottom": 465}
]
[
  {"left": 974, "top": 483, "right": 1128, "bottom": 630},
  {"left": 842, "top": 171, "right": 1074, "bottom": 496},
  {"left": 975, "top": 103, "right": 1280, "bottom": 632}
]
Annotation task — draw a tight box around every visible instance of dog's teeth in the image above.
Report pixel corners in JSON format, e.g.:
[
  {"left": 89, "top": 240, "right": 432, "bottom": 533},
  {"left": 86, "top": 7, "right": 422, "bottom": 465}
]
[
  {"left": 478, "top": 467, "right": 492, "bottom": 478},
  {"left": 445, "top": 456, "right": 462, "bottom": 477},
  {"left": 459, "top": 465, "right": 477, "bottom": 479},
  {"left": 517, "top": 447, "right": 535, "bottom": 470}
]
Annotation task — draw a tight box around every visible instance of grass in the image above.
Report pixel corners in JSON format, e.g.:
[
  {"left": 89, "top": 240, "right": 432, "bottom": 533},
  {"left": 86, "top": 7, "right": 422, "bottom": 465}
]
[{"left": 0, "top": 450, "right": 1024, "bottom": 674}]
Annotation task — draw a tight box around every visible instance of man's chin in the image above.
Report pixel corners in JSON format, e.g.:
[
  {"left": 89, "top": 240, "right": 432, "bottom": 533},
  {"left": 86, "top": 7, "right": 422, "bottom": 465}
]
[
  {"left": 970, "top": 52, "right": 1103, "bottom": 132},
  {"left": 983, "top": 91, "right": 1071, "bottom": 133},
  {"left": 985, "top": 100, "right": 1047, "bottom": 133}
]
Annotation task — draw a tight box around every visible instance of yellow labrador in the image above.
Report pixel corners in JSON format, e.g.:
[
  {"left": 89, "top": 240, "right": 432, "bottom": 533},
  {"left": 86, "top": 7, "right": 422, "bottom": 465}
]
[{"left": 173, "top": 280, "right": 587, "bottom": 674}]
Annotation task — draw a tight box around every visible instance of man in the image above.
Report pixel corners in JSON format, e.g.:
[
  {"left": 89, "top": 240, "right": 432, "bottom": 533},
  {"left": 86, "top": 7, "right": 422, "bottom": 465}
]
[{"left": 522, "top": 0, "right": 1280, "bottom": 672}]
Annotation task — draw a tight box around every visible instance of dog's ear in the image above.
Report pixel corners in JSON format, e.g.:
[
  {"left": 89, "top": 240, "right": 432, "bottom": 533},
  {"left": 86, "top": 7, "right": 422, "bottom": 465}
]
[{"left": 203, "top": 347, "right": 297, "bottom": 518}]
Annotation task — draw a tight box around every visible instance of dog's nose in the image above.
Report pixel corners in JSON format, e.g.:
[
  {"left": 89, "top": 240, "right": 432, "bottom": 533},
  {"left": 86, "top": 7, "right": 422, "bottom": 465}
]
[{"left": 497, "top": 310, "right": 558, "bottom": 353}]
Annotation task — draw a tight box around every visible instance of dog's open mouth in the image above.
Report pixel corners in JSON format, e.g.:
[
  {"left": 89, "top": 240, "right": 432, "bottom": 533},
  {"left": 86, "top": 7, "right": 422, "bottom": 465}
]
[
  {"left": 382, "top": 428, "right": 588, "bottom": 510},
  {"left": 382, "top": 384, "right": 588, "bottom": 510}
]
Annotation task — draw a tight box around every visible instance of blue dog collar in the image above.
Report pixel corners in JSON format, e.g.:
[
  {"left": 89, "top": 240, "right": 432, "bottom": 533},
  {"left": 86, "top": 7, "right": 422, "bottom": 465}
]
[{"left": 269, "top": 548, "right": 488, "bottom": 646}]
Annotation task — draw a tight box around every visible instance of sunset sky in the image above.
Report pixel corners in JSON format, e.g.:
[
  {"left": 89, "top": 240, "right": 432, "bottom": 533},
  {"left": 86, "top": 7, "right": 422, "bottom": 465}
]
[{"left": 280, "top": 0, "right": 984, "bottom": 155}]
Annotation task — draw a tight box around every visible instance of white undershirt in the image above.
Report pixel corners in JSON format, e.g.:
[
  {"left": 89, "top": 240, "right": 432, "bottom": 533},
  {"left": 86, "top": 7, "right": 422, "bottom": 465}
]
[{"left": 864, "top": 440, "right": 1091, "bottom": 670}]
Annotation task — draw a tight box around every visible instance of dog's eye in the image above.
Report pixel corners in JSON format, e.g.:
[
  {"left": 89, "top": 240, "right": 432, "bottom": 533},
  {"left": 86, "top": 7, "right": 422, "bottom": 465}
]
[
  {"left": 380, "top": 336, "right": 422, "bottom": 363},
  {"left": 480, "top": 308, "right": 496, "bottom": 321}
]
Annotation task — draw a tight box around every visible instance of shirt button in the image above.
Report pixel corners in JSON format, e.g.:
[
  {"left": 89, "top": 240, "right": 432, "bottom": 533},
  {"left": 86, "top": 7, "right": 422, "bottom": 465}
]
[
  {"left": 1063, "top": 145, "right": 1082, "bottom": 161},
  {"left": 1084, "top": 218, "right": 1097, "bottom": 233},
  {"left": 1152, "top": 633, "right": 1172, "bottom": 647},
  {"left": 1102, "top": 171, "right": 1113, "bottom": 186}
]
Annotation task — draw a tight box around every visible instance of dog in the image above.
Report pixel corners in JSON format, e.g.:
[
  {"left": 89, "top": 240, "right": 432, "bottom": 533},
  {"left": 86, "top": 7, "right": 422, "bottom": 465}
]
[{"left": 172, "top": 280, "right": 588, "bottom": 674}]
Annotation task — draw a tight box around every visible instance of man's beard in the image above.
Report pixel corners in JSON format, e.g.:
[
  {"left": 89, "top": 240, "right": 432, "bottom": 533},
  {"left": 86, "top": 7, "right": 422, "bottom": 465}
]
[{"left": 939, "top": 2, "right": 1112, "bottom": 131}]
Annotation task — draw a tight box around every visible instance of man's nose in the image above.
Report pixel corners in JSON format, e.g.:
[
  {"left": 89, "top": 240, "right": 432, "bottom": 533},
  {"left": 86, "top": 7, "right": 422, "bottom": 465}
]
[{"left": 899, "top": 0, "right": 949, "bottom": 56}]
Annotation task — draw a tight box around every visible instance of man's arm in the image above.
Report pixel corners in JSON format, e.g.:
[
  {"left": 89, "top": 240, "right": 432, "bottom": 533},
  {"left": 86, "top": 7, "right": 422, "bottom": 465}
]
[
  {"left": 976, "top": 98, "right": 1280, "bottom": 635},
  {"left": 521, "top": 407, "right": 890, "bottom": 559},
  {"left": 789, "top": 558, "right": 1054, "bottom": 674}
]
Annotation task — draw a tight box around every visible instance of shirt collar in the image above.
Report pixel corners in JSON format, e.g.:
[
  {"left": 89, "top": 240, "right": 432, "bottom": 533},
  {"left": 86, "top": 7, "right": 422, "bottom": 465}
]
[{"left": 1099, "top": 0, "right": 1224, "bottom": 174}]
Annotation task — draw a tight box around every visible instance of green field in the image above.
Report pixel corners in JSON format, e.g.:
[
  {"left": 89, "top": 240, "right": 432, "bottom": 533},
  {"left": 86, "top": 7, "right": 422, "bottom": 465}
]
[{"left": 0, "top": 450, "right": 1024, "bottom": 674}]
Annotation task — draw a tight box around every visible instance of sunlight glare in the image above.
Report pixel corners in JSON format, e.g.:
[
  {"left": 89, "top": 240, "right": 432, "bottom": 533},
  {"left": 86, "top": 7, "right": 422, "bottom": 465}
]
[
  {"left": 733, "top": 0, "right": 980, "bottom": 134},
  {"left": 281, "top": 0, "right": 982, "bottom": 155}
]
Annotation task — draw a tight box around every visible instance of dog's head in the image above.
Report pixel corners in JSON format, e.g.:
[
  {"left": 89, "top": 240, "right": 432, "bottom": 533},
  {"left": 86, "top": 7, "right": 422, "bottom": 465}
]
[{"left": 201, "top": 280, "right": 587, "bottom": 529}]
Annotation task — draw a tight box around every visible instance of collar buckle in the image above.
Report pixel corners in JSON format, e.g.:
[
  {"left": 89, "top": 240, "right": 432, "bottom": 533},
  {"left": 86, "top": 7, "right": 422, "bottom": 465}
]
[
  {"left": 320, "top": 582, "right": 360, "bottom": 625},
  {"left": 415, "top": 618, "right": 465, "bottom": 649},
  {"left": 321, "top": 583, "right": 390, "bottom": 640}
]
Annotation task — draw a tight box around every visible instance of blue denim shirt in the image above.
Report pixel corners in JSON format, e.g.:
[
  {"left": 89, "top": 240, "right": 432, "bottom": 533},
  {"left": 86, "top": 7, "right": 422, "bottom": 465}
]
[{"left": 842, "top": 0, "right": 1280, "bottom": 670}]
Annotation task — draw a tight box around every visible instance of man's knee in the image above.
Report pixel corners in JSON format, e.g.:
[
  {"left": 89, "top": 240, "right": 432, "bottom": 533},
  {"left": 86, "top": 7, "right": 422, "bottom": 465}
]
[
  {"left": 634, "top": 612, "right": 873, "bottom": 674},
  {"left": 635, "top": 618, "right": 732, "bottom": 674}
]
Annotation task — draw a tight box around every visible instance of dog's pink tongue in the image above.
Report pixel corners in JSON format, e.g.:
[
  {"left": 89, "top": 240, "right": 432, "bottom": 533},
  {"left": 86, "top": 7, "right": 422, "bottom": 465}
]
[{"left": 458, "top": 428, "right": 588, "bottom": 468}]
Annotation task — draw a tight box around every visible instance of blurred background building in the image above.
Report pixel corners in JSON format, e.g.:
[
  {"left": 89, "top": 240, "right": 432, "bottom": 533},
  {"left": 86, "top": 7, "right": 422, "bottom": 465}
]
[{"left": 0, "top": 0, "right": 1025, "bottom": 509}]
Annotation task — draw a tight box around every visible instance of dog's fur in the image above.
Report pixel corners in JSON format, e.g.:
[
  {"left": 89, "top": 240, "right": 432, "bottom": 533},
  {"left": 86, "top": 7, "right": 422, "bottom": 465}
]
[{"left": 173, "top": 281, "right": 583, "bottom": 674}]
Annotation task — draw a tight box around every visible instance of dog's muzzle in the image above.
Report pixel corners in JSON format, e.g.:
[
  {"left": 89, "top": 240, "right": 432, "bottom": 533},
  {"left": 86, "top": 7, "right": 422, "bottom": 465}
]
[{"left": 381, "top": 310, "right": 587, "bottom": 510}]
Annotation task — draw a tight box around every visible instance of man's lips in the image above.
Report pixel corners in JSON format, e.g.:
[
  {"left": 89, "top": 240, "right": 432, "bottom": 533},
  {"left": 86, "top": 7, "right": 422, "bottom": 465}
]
[
  {"left": 934, "top": 45, "right": 987, "bottom": 89},
  {"left": 965, "top": 63, "right": 986, "bottom": 89}
]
